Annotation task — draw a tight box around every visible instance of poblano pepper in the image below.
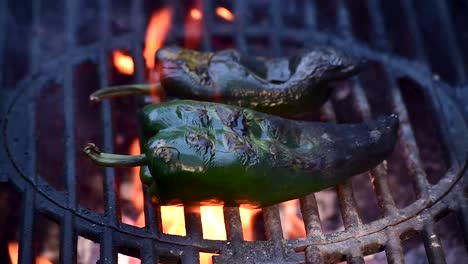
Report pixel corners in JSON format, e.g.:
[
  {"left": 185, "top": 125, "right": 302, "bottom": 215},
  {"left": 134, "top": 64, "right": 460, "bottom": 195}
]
[
  {"left": 85, "top": 100, "right": 398, "bottom": 208},
  {"left": 90, "top": 46, "right": 361, "bottom": 117}
]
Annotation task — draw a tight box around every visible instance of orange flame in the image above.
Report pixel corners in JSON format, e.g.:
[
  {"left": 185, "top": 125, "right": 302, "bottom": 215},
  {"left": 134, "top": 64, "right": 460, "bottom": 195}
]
[
  {"left": 8, "top": 242, "right": 18, "bottom": 264},
  {"left": 239, "top": 207, "right": 261, "bottom": 241},
  {"left": 112, "top": 7, "right": 172, "bottom": 75},
  {"left": 184, "top": 1, "right": 203, "bottom": 49},
  {"left": 8, "top": 241, "right": 53, "bottom": 264},
  {"left": 190, "top": 8, "right": 203, "bottom": 20},
  {"left": 112, "top": 51, "right": 134, "bottom": 75},
  {"left": 200, "top": 253, "right": 216, "bottom": 264},
  {"left": 280, "top": 199, "right": 306, "bottom": 239},
  {"left": 216, "top": 7, "right": 234, "bottom": 21},
  {"left": 144, "top": 7, "right": 173, "bottom": 70},
  {"left": 123, "top": 139, "right": 145, "bottom": 228},
  {"left": 160, "top": 206, "right": 187, "bottom": 236},
  {"left": 200, "top": 206, "right": 227, "bottom": 240}
]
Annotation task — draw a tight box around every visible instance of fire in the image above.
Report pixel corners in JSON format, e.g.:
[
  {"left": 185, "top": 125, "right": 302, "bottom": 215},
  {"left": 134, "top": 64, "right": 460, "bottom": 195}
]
[
  {"left": 190, "top": 8, "right": 202, "bottom": 20},
  {"left": 112, "top": 7, "right": 172, "bottom": 75},
  {"left": 280, "top": 199, "right": 306, "bottom": 239},
  {"left": 8, "top": 241, "right": 53, "bottom": 264},
  {"left": 123, "top": 139, "right": 145, "bottom": 228},
  {"left": 184, "top": 1, "right": 203, "bottom": 49},
  {"left": 200, "top": 206, "right": 227, "bottom": 240},
  {"left": 160, "top": 206, "right": 187, "bottom": 236},
  {"left": 216, "top": 7, "right": 234, "bottom": 21},
  {"left": 200, "top": 253, "right": 216, "bottom": 264},
  {"left": 8, "top": 242, "right": 17, "bottom": 264},
  {"left": 239, "top": 207, "right": 261, "bottom": 241},
  {"left": 112, "top": 51, "right": 134, "bottom": 75},
  {"left": 159, "top": 205, "right": 226, "bottom": 264},
  {"left": 144, "top": 7, "right": 173, "bottom": 70}
]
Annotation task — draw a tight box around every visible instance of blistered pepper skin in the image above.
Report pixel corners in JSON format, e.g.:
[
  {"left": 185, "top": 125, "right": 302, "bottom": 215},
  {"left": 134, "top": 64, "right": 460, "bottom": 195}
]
[
  {"left": 155, "top": 46, "right": 361, "bottom": 117},
  {"left": 139, "top": 100, "right": 399, "bottom": 208}
]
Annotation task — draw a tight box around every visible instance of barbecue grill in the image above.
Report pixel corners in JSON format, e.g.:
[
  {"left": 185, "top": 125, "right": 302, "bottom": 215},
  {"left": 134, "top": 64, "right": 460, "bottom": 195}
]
[{"left": 0, "top": 0, "right": 467, "bottom": 263}]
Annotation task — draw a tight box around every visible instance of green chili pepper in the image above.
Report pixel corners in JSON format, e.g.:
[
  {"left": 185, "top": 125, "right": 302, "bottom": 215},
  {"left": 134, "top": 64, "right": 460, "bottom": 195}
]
[
  {"left": 85, "top": 100, "right": 398, "bottom": 208},
  {"left": 90, "top": 46, "right": 361, "bottom": 117}
]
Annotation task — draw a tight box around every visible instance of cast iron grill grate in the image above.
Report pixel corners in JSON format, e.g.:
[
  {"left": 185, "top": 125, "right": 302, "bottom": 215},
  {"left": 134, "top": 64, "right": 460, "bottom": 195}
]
[{"left": 0, "top": 0, "right": 467, "bottom": 263}]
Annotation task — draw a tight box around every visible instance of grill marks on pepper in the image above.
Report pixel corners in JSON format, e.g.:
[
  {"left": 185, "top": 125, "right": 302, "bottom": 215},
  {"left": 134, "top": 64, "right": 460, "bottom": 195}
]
[
  {"left": 216, "top": 106, "right": 259, "bottom": 167},
  {"left": 177, "top": 105, "right": 211, "bottom": 127},
  {"left": 186, "top": 130, "right": 215, "bottom": 166}
]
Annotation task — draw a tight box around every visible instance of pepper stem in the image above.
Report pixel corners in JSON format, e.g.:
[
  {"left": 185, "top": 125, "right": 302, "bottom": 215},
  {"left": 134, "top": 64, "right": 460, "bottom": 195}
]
[
  {"left": 84, "top": 143, "right": 147, "bottom": 167},
  {"left": 89, "top": 83, "right": 163, "bottom": 102}
]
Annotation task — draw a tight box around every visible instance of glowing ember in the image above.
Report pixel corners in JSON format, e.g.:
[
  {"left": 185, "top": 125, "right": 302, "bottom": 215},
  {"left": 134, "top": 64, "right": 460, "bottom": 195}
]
[
  {"left": 239, "top": 207, "right": 261, "bottom": 241},
  {"left": 8, "top": 241, "right": 53, "bottom": 264},
  {"left": 112, "top": 51, "right": 134, "bottom": 75},
  {"left": 280, "top": 199, "right": 306, "bottom": 239},
  {"left": 190, "top": 8, "right": 202, "bottom": 20},
  {"left": 215, "top": 7, "right": 234, "bottom": 21},
  {"left": 144, "top": 7, "right": 173, "bottom": 70}
]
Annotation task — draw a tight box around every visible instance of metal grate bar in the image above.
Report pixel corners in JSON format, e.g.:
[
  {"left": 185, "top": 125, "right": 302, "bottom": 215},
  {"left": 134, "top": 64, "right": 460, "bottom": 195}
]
[
  {"left": 303, "top": 0, "right": 316, "bottom": 29},
  {"left": 98, "top": 0, "right": 119, "bottom": 227},
  {"left": 366, "top": 0, "right": 430, "bottom": 197},
  {"left": 351, "top": 79, "right": 397, "bottom": 216},
  {"left": 223, "top": 207, "right": 243, "bottom": 241},
  {"left": 64, "top": 0, "right": 77, "bottom": 209},
  {"left": 181, "top": 246, "right": 200, "bottom": 264},
  {"left": 298, "top": 0, "right": 324, "bottom": 241},
  {"left": 18, "top": 189, "right": 34, "bottom": 264},
  {"left": 305, "top": 246, "right": 324, "bottom": 264},
  {"left": 62, "top": 1, "right": 79, "bottom": 261},
  {"left": 0, "top": 0, "right": 5, "bottom": 87},
  {"left": 335, "top": 0, "right": 353, "bottom": 40},
  {"left": 321, "top": 101, "right": 362, "bottom": 229},
  {"left": 398, "top": 0, "right": 427, "bottom": 63},
  {"left": 27, "top": 0, "right": 40, "bottom": 184},
  {"left": 263, "top": 205, "right": 283, "bottom": 241},
  {"left": 326, "top": 2, "right": 369, "bottom": 230},
  {"left": 369, "top": 163, "right": 397, "bottom": 216},
  {"left": 262, "top": 204, "right": 284, "bottom": 259},
  {"left": 60, "top": 211, "right": 77, "bottom": 263},
  {"left": 422, "top": 219, "right": 447, "bottom": 264},
  {"left": 366, "top": 0, "right": 391, "bottom": 51},
  {"left": 130, "top": 0, "right": 160, "bottom": 235},
  {"left": 432, "top": 0, "right": 467, "bottom": 83},
  {"left": 201, "top": 0, "right": 213, "bottom": 51},
  {"left": 268, "top": 0, "right": 282, "bottom": 56},
  {"left": 385, "top": 229, "right": 405, "bottom": 264},
  {"left": 233, "top": 0, "right": 247, "bottom": 51},
  {"left": 29, "top": 0, "right": 40, "bottom": 72},
  {"left": 389, "top": 81, "right": 430, "bottom": 196},
  {"left": 456, "top": 202, "right": 468, "bottom": 254},
  {"left": 184, "top": 206, "right": 203, "bottom": 240},
  {"left": 337, "top": 181, "right": 362, "bottom": 229},
  {"left": 101, "top": 227, "right": 117, "bottom": 263},
  {"left": 300, "top": 193, "right": 322, "bottom": 238},
  {"left": 347, "top": 247, "right": 365, "bottom": 264},
  {"left": 143, "top": 187, "right": 159, "bottom": 234},
  {"left": 139, "top": 240, "right": 157, "bottom": 264}
]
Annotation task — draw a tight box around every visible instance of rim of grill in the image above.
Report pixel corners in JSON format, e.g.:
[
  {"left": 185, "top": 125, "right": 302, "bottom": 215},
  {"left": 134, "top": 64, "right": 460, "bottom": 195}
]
[{"left": 0, "top": 0, "right": 467, "bottom": 263}]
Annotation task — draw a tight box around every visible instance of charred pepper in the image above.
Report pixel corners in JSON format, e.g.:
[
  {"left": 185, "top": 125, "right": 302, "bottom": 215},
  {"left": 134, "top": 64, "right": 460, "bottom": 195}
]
[
  {"left": 90, "top": 46, "right": 361, "bottom": 117},
  {"left": 85, "top": 100, "right": 398, "bottom": 208}
]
